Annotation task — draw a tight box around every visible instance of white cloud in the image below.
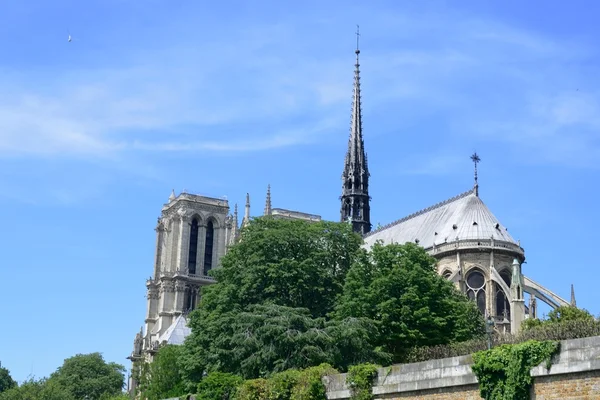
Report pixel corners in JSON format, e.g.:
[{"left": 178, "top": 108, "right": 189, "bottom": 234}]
[{"left": 1, "top": 4, "right": 599, "bottom": 172}]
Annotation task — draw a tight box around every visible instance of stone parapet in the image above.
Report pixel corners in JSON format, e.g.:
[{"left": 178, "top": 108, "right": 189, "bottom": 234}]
[{"left": 324, "top": 335, "right": 600, "bottom": 400}]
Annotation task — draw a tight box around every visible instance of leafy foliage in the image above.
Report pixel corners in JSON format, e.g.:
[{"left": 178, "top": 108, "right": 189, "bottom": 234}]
[
  {"left": 137, "top": 345, "right": 186, "bottom": 400},
  {"left": 0, "top": 365, "right": 16, "bottom": 394},
  {"left": 195, "top": 372, "right": 243, "bottom": 400},
  {"left": 471, "top": 340, "right": 559, "bottom": 400},
  {"left": 235, "top": 379, "right": 268, "bottom": 400},
  {"left": 406, "top": 317, "right": 600, "bottom": 364},
  {"left": 522, "top": 306, "right": 596, "bottom": 331},
  {"left": 182, "top": 303, "right": 387, "bottom": 382},
  {"left": 48, "top": 353, "right": 124, "bottom": 400},
  {"left": 180, "top": 218, "right": 368, "bottom": 384},
  {"left": 346, "top": 364, "right": 379, "bottom": 400},
  {"left": 335, "top": 241, "right": 485, "bottom": 361},
  {"left": 0, "top": 378, "right": 75, "bottom": 400},
  {"left": 203, "top": 217, "right": 363, "bottom": 318}
]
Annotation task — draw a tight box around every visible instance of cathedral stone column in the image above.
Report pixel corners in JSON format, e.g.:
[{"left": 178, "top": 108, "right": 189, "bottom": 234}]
[
  {"left": 176, "top": 215, "right": 190, "bottom": 273},
  {"left": 173, "top": 281, "right": 186, "bottom": 314},
  {"left": 197, "top": 223, "right": 207, "bottom": 275},
  {"left": 153, "top": 222, "right": 164, "bottom": 278},
  {"left": 510, "top": 259, "right": 525, "bottom": 334}
]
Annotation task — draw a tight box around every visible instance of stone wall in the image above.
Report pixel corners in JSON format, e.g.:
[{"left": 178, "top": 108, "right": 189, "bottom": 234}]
[{"left": 324, "top": 336, "right": 600, "bottom": 400}]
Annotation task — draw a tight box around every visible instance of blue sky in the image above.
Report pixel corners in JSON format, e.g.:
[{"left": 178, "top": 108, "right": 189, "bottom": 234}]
[{"left": 2, "top": 0, "right": 600, "bottom": 384}]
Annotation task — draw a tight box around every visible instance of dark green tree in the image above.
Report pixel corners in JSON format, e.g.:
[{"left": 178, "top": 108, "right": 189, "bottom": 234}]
[
  {"left": 195, "top": 372, "right": 243, "bottom": 400},
  {"left": 521, "top": 305, "right": 596, "bottom": 331},
  {"left": 0, "top": 378, "right": 75, "bottom": 400},
  {"left": 0, "top": 364, "right": 16, "bottom": 394},
  {"left": 335, "top": 241, "right": 485, "bottom": 361},
  {"left": 137, "top": 345, "right": 186, "bottom": 400},
  {"left": 180, "top": 218, "right": 367, "bottom": 386},
  {"left": 201, "top": 217, "right": 363, "bottom": 318},
  {"left": 48, "top": 353, "right": 124, "bottom": 400}
]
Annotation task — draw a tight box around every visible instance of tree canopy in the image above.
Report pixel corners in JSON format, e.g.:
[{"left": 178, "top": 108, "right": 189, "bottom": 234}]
[
  {"left": 178, "top": 217, "right": 485, "bottom": 392},
  {"left": 521, "top": 305, "right": 596, "bottom": 331},
  {"left": 48, "top": 353, "right": 125, "bottom": 400},
  {"left": 0, "top": 364, "right": 16, "bottom": 394},
  {"left": 335, "top": 241, "right": 485, "bottom": 361},
  {"left": 201, "top": 217, "right": 363, "bottom": 317},
  {"left": 136, "top": 345, "right": 186, "bottom": 400},
  {"left": 0, "top": 378, "right": 75, "bottom": 400}
]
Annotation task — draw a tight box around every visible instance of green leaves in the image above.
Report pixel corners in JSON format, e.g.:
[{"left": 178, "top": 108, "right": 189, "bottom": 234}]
[
  {"left": 179, "top": 219, "right": 485, "bottom": 392},
  {"left": 0, "top": 364, "right": 16, "bottom": 394},
  {"left": 136, "top": 345, "right": 186, "bottom": 400},
  {"left": 472, "top": 340, "right": 559, "bottom": 400},
  {"left": 346, "top": 363, "right": 379, "bottom": 400},
  {"left": 335, "top": 241, "right": 485, "bottom": 361},
  {"left": 47, "top": 353, "right": 124, "bottom": 400}
]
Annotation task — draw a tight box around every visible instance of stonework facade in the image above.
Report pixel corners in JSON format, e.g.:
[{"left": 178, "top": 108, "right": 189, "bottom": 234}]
[{"left": 324, "top": 336, "right": 600, "bottom": 400}]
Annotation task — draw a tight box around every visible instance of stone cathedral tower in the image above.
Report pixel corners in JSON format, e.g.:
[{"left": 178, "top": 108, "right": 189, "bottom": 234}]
[
  {"left": 128, "top": 191, "right": 238, "bottom": 389},
  {"left": 340, "top": 32, "right": 371, "bottom": 235}
]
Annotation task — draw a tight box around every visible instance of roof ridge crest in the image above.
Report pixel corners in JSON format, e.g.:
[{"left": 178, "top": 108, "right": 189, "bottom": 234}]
[{"left": 364, "top": 188, "right": 475, "bottom": 238}]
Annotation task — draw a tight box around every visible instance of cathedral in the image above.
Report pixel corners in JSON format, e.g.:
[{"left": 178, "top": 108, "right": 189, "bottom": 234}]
[{"left": 128, "top": 39, "right": 575, "bottom": 390}]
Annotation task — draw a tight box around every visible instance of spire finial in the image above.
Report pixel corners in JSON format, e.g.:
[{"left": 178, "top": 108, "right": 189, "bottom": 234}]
[
  {"left": 355, "top": 24, "right": 360, "bottom": 54},
  {"left": 264, "top": 184, "right": 272, "bottom": 216},
  {"left": 570, "top": 284, "right": 577, "bottom": 307},
  {"left": 470, "top": 152, "right": 481, "bottom": 196},
  {"left": 243, "top": 193, "right": 251, "bottom": 227}
]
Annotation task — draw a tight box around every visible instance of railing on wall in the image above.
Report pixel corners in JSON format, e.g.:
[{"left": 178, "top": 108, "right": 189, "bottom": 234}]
[{"left": 430, "top": 238, "right": 524, "bottom": 257}]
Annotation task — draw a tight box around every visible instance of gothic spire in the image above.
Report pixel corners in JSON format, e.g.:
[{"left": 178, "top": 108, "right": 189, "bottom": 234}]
[
  {"left": 264, "top": 184, "right": 272, "bottom": 216},
  {"left": 571, "top": 284, "right": 577, "bottom": 307},
  {"left": 340, "top": 25, "right": 371, "bottom": 236},
  {"left": 229, "top": 203, "right": 239, "bottom": 245},
  {"left": 243, "top": 193, "right": 251, "bottom": 227}
]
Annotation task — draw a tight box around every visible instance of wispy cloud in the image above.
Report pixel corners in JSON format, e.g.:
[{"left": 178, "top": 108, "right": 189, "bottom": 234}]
[{"left": 2, "top": 4, "right": 599, "bottom": 169}]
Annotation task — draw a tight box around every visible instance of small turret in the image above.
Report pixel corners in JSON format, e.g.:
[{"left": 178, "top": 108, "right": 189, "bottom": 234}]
[
  {"left": 264, "top": 184, "right": 272, "bottom": 216},
  {"left": 510, "top": 258, "right": 525, "bottom": 334},
  {"left": 243, "top": 193, "right": 251, "bottom": 227}
]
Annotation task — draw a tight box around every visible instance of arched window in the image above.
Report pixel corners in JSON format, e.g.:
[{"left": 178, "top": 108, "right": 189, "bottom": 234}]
[
  {"left": 500, "top": 269, "right": 511, "bottom": 287},
  {"left": 184, "top": 287, "right": 198, "bottom": 312},
  {"left": 203, "top": 220, "right": 214, "bottom": 275},
  {"left": 496, "top": 287, "right": 510, "bottom": 319},
  {"left": 187, "top": 218, "right": 199, "bottom": 274},
  {"left": 466, "top": 269, "right": 486, "bottom": 315}
]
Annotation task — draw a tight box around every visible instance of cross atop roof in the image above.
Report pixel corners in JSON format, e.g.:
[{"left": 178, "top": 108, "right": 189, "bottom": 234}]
[{"left": 471, "top": 152, "right": 480, "bottom": 196}]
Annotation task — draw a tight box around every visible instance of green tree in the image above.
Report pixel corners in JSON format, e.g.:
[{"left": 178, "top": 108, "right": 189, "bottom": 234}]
[
  {"left": 0, "top": 378, "right": 75, "bottom": 400},
  {"left": 335, "top": 241, "right": 485, "bottom": 361},
  {"left": 180, "top": 218, "right": 366, "bottom": 386},
  {"left": 196, "top": 372, "right": 243, "bottom": 400},
  {"left": 137, "top": 345, "right": 185, "bottom": 400},
  {"left": 48, "top": 353, "right": 124, "bottom": 400},
  {"left": 521, "top": 305, "right": 596, "bottom": 331},
  {"left": 201, "top": 217, "right": 363, "bottom": 318},
  {"left": 0, "top": 364, "right": 16, "bottom": 393}
]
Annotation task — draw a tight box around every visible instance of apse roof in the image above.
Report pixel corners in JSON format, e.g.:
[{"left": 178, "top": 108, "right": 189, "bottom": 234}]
[
  {"left": 363, "top": 188, "right": 518, "bottom": 250},
  {"left": 157, "top": 315, "right": 191, "bottom": 345}
]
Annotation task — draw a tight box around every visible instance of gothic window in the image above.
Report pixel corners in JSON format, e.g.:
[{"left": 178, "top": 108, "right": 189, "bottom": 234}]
[
  {"left": 183, "top": 288, "right": 190, "bottom": 312},
  {"left": 188, "top": 218, "right": 199, "bottom": 274},
  {"left": 203, "top": 220, "right": 214, "bottom": 275},
  {"left": 466, "top": 269, "right": 486, "bottom": 315},
  {"left": 496, "top": 287, "right": 510, "bottom": 319},
  {"left": 500, "top": 269, "right": 511, "bottom": 287},
  {"left": 184, "top": 287, "right": 198, "bottom": 312}
]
